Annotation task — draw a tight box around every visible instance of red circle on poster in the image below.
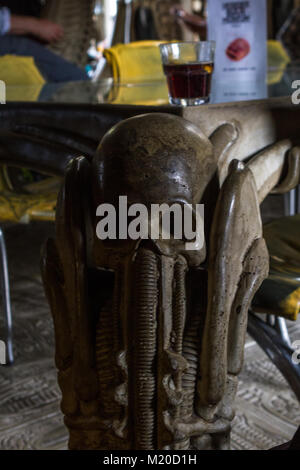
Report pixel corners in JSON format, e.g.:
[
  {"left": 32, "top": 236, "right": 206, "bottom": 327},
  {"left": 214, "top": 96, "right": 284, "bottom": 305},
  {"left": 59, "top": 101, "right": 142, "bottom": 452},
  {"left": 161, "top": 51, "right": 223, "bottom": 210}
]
[{"left": 226, "top": 38, "right": 251, "bottom": 61}]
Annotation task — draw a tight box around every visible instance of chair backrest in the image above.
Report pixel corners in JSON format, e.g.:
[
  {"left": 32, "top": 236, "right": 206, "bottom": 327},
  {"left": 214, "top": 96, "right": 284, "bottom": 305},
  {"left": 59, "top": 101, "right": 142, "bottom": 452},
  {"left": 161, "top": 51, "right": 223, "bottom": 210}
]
[
  {"left": 278, "top": 6, "right": 300, "bottom": 60},
  {"left": 41, "top": 0, "right": 96, "bottom": 67},
  {"left": 152, "top": 0, "right": 193, "bottom": 40}
]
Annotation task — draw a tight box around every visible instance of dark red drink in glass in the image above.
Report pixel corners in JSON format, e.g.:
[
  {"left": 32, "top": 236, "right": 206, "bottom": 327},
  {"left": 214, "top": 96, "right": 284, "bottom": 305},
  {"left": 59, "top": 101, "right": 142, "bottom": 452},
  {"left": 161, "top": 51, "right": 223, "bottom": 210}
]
[
  {"left": 163, "top": 62, "right": 214, "bottom": 104},
  {"left": 160, "top": 41, "right": 215, "bottom": 106}
]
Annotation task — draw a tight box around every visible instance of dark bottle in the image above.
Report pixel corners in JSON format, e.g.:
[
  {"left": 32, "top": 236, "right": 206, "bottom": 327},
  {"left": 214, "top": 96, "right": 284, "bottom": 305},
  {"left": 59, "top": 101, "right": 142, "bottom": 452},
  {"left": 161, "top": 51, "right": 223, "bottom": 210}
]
[
  {"left": 111, "top": 0, "right": 159, "bottom": 46},
  {"left": 133, "top": 0, "right": 158, "bottom": 40},
  {"left": 111, "top": 0, "right": 134, "bottom": 45}
]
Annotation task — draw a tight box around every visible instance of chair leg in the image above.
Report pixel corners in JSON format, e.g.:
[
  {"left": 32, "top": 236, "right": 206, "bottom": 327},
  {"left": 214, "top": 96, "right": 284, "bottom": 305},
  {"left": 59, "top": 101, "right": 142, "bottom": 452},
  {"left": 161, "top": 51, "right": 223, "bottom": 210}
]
[
  {"left": 248, "top": 312, "right": 300, "bottom": 401},
  {"left": 284, "top": 189, "right": 297, "bottom": 216},
  {"left": 275, "top": 316, "right": 292, "bottom": 347},
  {"left": 0, "top": 228, "right": 13, "bottom": 365}
]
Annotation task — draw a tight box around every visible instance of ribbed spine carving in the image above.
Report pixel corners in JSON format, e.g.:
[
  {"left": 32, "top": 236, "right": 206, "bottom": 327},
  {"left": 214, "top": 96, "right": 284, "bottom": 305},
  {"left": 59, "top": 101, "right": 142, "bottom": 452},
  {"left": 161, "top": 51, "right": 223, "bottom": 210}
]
[
  {"left": 95, "top": 304, "right": 120, "bottom": 417},
  {"left": 134, "top": 248, "right": 158, "bottom": 450},
  {"left": 173, "top": 259, "right": 187, "bottom": 357},
  {"left": 174, "top": 292, "right": 201, "bottom": 450},
  {"left": 112, "top": 268, "right": 122, "bottom": 360},
  {"left": 182, "top": 318, "right": 200, "bottom": 417},
  {"left": 173, "top": 257, "right": 190, "bottom": 450}
]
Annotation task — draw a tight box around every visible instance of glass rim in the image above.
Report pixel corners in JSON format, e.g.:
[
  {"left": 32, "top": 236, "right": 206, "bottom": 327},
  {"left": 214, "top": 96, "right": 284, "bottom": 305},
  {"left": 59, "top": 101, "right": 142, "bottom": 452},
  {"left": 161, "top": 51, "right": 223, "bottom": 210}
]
[{"left": 159, "top": 40, "right": 216, "bottom": 49}]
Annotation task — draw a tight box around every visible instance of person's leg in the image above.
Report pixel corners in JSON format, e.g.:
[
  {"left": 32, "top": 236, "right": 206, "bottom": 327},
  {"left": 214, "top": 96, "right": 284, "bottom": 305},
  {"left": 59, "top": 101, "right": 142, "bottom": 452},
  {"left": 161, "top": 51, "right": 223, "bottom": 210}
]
[{"left": 0, "top": 35, "right": 88, "bottom": 82}]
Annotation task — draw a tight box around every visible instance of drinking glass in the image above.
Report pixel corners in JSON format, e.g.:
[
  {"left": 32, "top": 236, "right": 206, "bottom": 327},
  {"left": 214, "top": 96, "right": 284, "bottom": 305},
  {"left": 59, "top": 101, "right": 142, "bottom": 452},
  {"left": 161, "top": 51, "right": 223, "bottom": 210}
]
[{"left": 160, "top": 41, "right": 215, "bottom": 106}]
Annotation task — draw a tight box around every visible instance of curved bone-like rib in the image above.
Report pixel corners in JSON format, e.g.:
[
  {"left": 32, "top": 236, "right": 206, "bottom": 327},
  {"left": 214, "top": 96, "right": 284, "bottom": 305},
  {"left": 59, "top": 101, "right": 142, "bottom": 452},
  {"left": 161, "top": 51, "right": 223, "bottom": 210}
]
[
  {"left": 272, "top": 147, "right": 300, "bottom": 194},
  {"left": 227, "top": 237, "right": 269, "bottom": 375},
  {"left": 209, "top": 122, "right": 240, "bottom": 186},
  {"left": 247, "top": 139, "right": 292, "bottom": 203},
  {"left": 55, "top": 156, "right": 99, "bottom": 402},
  {"left": 197, "top": 161, "right": 264, "bottom": 414},
  {"left": 0, "top": 130, "right": 79, "bottom": 176}
]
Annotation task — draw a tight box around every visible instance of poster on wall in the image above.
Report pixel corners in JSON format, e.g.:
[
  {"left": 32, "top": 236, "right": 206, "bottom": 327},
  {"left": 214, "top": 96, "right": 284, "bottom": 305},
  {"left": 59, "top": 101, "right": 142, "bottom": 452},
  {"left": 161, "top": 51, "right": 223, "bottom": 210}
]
[{"left": 208, "top": 0, "right": 267, "bottom": 100}]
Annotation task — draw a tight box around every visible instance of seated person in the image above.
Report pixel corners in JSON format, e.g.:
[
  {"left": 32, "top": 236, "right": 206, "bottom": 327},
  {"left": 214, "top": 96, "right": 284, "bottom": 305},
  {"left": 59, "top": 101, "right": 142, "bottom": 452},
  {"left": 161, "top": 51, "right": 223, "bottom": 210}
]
[
  {"left": 0, "top": 6, "right": 88, "bottom": 82},
  {"left": 278, "top": 6, "right": 300, "bottom": 60}
]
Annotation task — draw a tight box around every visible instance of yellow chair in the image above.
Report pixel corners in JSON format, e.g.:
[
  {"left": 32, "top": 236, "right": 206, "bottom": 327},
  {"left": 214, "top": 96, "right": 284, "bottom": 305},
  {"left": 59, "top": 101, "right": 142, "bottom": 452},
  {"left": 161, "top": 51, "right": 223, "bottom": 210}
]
[
  {"left": 253, "top": 214, "right": 300, "bottom": 321},
  {"left": 0, "top": 54, "right": 45, "bottom": 102},
  {"left": 103, "top": 40, "right": 169, "bottom": 105},
  {"left": 104, "top": 40, "right": 165, "bottom": 83},
  {"left": 0, "top": 55, "right": 57, "bottom": 364},
  {"left": 267, "top": 40, "right": 291, "bottom": 85}
]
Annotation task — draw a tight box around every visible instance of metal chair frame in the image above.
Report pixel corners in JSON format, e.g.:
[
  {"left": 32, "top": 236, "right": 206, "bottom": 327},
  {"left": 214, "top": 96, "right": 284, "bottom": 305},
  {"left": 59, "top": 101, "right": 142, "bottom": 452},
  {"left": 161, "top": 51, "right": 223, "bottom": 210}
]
[
  {"left": 0, "top": 227, "right": 13, "bottom": 364},
  {"left": 248, "top": 185, "right": 300, "bottom": 400}
]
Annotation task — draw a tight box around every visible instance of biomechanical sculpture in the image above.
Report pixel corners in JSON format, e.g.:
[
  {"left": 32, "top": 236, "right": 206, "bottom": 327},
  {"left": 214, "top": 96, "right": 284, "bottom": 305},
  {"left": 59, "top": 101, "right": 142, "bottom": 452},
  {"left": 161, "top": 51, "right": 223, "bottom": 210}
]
[{"left": 42, "top": 112, "right": 296, "bottom": 450}]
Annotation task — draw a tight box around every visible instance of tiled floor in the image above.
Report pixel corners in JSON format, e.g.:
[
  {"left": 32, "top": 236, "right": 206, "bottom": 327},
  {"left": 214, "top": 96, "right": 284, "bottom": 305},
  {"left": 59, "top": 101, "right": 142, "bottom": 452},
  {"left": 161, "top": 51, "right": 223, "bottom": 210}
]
[{"left": 0, "top": 219, "right": 299, "bottom": 450}]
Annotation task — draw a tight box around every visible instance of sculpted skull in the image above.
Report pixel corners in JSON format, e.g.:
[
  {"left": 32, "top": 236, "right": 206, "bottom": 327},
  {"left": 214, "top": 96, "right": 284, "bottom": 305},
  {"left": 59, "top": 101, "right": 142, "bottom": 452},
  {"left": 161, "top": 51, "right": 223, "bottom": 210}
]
[{"left": 91, "top": 113, "right": 215, "bottom": 266}]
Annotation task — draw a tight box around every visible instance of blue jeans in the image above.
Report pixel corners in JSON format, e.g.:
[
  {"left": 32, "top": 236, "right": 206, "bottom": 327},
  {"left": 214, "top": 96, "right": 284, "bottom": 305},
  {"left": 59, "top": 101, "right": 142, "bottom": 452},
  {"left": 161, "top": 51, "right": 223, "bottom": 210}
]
[{"left": 0, "top": 34, "right": 88, "bottom": 82}]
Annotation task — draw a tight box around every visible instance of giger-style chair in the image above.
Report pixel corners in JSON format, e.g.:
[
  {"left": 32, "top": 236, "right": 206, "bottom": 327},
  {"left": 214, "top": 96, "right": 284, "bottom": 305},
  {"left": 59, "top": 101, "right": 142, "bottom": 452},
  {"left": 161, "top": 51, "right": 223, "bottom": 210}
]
[
  {"left": 0, "top": 102, "right": 150, "bottom": 365},
  {"left": 0, "top": 0, "right": 97, "bottom": 363},
  {"left": 41, "top": 112, "right": 299, "bottom": 450},
  {"left": 0, "top": 169, "right": 60, "bottom": 364}
]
